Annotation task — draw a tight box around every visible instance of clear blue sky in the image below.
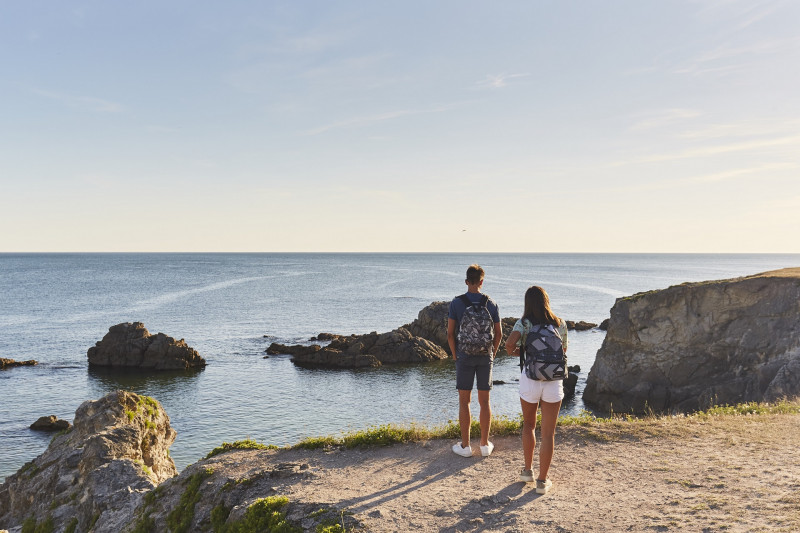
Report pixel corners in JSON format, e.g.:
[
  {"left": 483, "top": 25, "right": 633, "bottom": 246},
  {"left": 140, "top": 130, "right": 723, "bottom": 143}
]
[{"left": 2, "top": 1, "right": 798, "bottom": 252}]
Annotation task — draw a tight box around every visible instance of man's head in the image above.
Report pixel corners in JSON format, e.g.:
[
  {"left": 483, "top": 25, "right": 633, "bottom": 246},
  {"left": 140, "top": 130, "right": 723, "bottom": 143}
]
[{"left": 465, "top": 264, "right": 485, "bottom": 287}]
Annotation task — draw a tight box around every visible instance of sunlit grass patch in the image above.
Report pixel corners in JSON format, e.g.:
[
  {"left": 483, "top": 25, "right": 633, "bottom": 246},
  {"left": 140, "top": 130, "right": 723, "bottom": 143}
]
[{"left": 206, "top": 439, "right": 277, "bottom": 459}]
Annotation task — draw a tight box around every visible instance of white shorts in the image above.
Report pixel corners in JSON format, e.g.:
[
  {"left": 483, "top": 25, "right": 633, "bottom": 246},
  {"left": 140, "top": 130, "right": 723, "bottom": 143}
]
[{"left": 519, "top": 372, "right": 564, "bottom": 404}]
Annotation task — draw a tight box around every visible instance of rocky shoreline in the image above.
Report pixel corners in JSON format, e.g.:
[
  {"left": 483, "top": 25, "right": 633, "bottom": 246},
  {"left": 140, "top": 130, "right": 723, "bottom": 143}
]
[{"left": 2, "top": 390, "right": 799, "bottom": 533}]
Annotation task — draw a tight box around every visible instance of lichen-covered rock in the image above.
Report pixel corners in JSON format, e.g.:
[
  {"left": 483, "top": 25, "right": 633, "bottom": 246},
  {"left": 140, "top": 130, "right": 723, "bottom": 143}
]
[
  {"left": 584, "top": 268, "right": 800, "bottom": 413},
  {"left": 87, "top": 322, "right": 206, "bottom": 370},
  {"left": 0, "top": 391, "right": 177, "bottom": 533}
]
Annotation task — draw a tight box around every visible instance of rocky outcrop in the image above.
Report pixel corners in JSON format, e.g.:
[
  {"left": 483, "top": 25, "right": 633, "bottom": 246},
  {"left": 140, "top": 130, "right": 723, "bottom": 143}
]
[
  {"left": 272, "top": 327, "right": 448, "bottom": 369},
  {"left": 405, "top": 301, "right": 450, "bottom": 348},
  {"left": 0, "top": 391, "right": 177, "bottom": 533},
  {"left": 584, "top": 268, "right": 800, "bottom": 414},
  {"left": 87, "top": 322, "right": 206, "bottom": 370},
  {"left": 270, "top": 301, "right": 600, "bottom": 369},
  {"left": 29, "top": 416, "right": 71, "bottom": 432},
  {"left": 0, "top": 358, "right": 37, "bottom": 370},
  {"left": 566, "top": 320, "right": 598, "bottom": 331}
]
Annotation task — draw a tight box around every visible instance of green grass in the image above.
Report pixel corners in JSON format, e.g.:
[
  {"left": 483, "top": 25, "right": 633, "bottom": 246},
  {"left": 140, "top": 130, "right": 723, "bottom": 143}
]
[
  {"left": 212, "top": 496, "right": 301, "bottom": 533},
  {"left": 206, "top": 439, "right": 278, "bottom": 459},
  {"left": 64, "top": 517, "right": 79, "bottom": 533},
  {"left": 208, "top": 400, "right": 800, "bottom": 454},
  {"left": 165, "top": 468, "right": 214, "bottom": 533},
  {"left": 21, "top": 516, "right": 55, "bottom": 533}
]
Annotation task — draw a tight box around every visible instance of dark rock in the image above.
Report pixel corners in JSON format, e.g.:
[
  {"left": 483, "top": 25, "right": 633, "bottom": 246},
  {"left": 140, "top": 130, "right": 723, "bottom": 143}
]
[
  {"left": 266, "top": 342, "right": 321, "bottom": 356},
  {"left": 0, "top": 358, "right": 38, "bottom": 370},
  {"left": 492, "top": 380, "right": 507, "bottom": 385},
  {"left": 566, "top": 320, "right": 597, "bottom": 331},
  {"left": 29, "top": 415, "right": 71, "bottom": 432},
  {"left": 569, "top": 365, "right": 581, "bottom": 373},
  {"left": 563, "top": 373, "right": 579, "bottom": 399},
  {"left": 87, "top": 322, "right": 206, "bottom": 370},
  {"left": 599, "top": 318, "right": 610, "bottom": 330},
  {"left": 291, "top": 327, "right": 447, "bottom": 369},
  {"left": 584, "top": 268, "right": 800, "bottom": 413}
]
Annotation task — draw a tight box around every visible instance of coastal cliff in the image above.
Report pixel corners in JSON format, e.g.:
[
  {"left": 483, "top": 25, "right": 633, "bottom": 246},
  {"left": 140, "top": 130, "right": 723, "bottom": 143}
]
[
  {"left": 0, "top": 391, "right": 176, "bottom": 533},
  {"left": 584, "top": 267, "right": 800, "bottom": 413},
  {"left": 2, "top": 391, "right": 798, "bottom": 532}
]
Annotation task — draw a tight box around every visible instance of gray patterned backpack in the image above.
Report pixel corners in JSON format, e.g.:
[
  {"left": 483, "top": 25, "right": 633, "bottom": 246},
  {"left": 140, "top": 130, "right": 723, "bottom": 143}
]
[
  {"left": 456, "top": 294, "right": 495, "bottom": 356},
  {"left": 522, "top": 321, "right": 567, "bottom": 380}
]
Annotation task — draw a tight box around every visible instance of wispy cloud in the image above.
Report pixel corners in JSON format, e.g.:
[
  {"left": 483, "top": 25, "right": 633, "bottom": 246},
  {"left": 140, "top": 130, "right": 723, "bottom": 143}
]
[
  {"left": 476, "top": 73, "right": 529, "bottom": 89},
  {"left": 304, "top": 104, "right": 458, "bottom": 135},
  {"left": 630, "top": 108, "right": 702, "bottom": 131},
  {"left": 613, "top": 135, "right": 800, "bottom": 166},
  {"left": 689, "top": 162, "right": 797, "bottom": 183},
  {"left": 33, "top": 89, "right": 123, "bottom": 113}
]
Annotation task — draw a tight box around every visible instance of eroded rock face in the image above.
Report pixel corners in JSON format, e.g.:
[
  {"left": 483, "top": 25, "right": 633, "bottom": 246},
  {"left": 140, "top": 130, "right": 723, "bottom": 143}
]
[
  {"left": 583, "top": 268, "right": 800, "bottom": 413},
  {"left": 0, "top": 391, "right": 177, "bottom": 533},
  {"left": 87, "top": 322, "right": 206, "bottom": 370}
]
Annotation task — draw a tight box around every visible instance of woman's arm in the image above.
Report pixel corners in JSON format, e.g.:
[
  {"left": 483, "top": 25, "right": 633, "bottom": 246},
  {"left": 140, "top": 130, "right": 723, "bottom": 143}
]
[{"left": 505, "top": 330, "right": 522, "bottom": 356}]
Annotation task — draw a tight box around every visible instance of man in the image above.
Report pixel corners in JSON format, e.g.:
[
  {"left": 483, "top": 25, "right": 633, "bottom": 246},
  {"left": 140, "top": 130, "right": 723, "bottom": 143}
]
[{"left": 447, "top": 264, "right": 502, "bottom": 457}]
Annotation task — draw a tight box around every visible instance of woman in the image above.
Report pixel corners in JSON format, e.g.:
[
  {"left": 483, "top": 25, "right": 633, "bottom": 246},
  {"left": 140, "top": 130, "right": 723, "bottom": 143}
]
[{"left": 504, "top": 285, "right": 567, "bottom": 495}]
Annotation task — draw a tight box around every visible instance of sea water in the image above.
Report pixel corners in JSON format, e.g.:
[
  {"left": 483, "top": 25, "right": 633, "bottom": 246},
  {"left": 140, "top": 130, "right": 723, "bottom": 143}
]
[{"left": 1, "top": 253, "right": 798, "bottom": 479}]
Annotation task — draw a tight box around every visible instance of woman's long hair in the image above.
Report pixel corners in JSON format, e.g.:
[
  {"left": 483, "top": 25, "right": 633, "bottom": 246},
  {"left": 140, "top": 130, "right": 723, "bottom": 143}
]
[{"left": 522, "top": 285, "right": 560, "bottom": 327}]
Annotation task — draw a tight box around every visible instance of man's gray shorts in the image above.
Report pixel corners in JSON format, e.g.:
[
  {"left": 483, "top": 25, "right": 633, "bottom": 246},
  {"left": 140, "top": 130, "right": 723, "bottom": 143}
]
[{"left": 456, "top": 355, "right": 493, "bottom": 391}]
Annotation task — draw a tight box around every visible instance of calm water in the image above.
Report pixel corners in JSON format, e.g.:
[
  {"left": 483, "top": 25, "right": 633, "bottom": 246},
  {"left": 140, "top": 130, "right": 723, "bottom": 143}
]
[{"left": 2, "top": 253, "right": 798, "bottom": 480}]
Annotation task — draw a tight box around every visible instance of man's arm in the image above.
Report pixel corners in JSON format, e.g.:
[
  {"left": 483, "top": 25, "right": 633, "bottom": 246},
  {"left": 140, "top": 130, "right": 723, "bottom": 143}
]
[
  {"left": 447, "top": 318, "right": 457, "bottom": 361},
  {"left": 493, "top": 322, "right": 502, "bottom": 355}
]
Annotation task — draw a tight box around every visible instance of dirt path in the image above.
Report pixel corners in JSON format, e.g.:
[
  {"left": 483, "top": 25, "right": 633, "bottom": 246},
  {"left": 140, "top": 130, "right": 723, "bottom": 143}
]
[{"left": 210, "top": 413, "right": 800, "bottom": 532}]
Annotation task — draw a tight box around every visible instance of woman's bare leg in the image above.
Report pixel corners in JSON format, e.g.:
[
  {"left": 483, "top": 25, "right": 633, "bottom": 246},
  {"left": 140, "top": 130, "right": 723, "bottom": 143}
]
[
  {"left": 537, "top": 399, "right": 562, "bottom": 480},
  {"left": 520, "top": 397, "right": 539, "bottom": 470}
]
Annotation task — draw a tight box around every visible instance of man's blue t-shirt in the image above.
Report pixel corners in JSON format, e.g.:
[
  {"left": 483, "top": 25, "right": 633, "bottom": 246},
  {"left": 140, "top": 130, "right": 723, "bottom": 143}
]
[{"left": 449, "top": 292, "right": 501, "bottom": 357}]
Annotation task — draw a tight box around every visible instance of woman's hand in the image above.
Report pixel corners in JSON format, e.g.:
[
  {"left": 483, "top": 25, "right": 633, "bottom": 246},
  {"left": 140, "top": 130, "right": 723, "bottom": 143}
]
[{"left": 505, "top": 331, "right": 522, "bottom": 356}]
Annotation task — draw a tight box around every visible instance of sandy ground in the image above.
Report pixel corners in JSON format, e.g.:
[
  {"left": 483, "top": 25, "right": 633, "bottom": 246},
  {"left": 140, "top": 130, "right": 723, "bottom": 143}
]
[{"left": 209, "top": 413, "right": 800, "bottom": 532}]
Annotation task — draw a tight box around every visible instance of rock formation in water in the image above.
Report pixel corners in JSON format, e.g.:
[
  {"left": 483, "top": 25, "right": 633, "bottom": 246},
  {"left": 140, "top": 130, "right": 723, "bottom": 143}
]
[
  {"left": 0, "top": 358, "right": 37, "bottom": 370},
  {"left": 270, "top": 327, "right": 448, "bottom": 368},
  {"left": 87, "top": 322, "right": 206, "bottom": 370},
  {"left": 29, "top": 415, "right": 71, "bottom": 432},
  {"left": 0, "top": 391, "right": 177, "bottom": 533},
  {"left": 268, "top": 301, "right": 595, "bottom": 399},
  {"left": 583, "top": 268, "right": 800, "bottom": 413}
]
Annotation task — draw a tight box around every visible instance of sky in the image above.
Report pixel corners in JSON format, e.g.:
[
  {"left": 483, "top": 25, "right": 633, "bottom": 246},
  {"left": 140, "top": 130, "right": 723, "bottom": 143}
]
[{"left": 1, "top": 1, "right": 799, "bottom": 252}]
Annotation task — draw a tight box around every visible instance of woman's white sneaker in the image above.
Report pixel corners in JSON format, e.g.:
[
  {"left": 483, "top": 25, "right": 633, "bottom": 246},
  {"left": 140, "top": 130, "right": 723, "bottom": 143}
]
[
  {"left": 536, "top": 479, "right": 553, "bottom": 494},
  {"left": 480, "top": 441, "right": 494, "bottom": 456},
  {"left": 451, "top": 443, "right": 473, "bottom": 457}
]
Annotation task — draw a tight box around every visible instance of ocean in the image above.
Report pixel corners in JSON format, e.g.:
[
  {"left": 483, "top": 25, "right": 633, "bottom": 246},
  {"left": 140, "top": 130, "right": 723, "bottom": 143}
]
[{"left": 1, "top": 253, "right": 798, "bottom": 480}]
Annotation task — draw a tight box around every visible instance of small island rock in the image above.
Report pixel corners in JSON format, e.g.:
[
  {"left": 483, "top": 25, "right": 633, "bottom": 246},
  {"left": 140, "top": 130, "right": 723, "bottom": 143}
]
[
  {"left": 29, "top": 415, "right": 71, "bottom": 432},
  {"left": 0, "top": 358, "right": 37, "bottom": 370},
  {"left": 87, "top": 322, "right": 206, "bottom": 370}
]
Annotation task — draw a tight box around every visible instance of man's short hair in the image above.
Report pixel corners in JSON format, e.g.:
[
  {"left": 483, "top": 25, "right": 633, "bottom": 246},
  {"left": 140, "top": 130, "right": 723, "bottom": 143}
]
[{"left": 466, "top": 264, "right": 485, "bottom": 285}]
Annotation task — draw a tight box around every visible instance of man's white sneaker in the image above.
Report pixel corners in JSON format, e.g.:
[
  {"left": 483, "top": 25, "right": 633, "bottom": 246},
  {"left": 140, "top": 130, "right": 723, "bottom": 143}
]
[
  {"left": 480, "top": 441, "right": 494, "bottom": 457},
  {"left": 451, "top": 443, "right": 473, "bottom": 457}
]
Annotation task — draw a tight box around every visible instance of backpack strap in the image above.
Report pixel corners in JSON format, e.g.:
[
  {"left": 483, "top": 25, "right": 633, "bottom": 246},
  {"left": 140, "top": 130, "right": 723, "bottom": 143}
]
[
  {"left": 518, "top": 318, "right": 530, "bottom": 372},
  {"left": 458, "top": 294, "right": 472, "bottom": 307}
]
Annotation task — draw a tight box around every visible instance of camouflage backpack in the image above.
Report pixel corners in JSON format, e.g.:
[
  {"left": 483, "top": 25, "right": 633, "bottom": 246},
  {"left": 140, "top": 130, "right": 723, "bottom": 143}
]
[
  {"left": 456, "top": 294, "right": 495, "bottom": 356},
  {"left": 522, "top": 321, "right": 567, "bottom": 381}
]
